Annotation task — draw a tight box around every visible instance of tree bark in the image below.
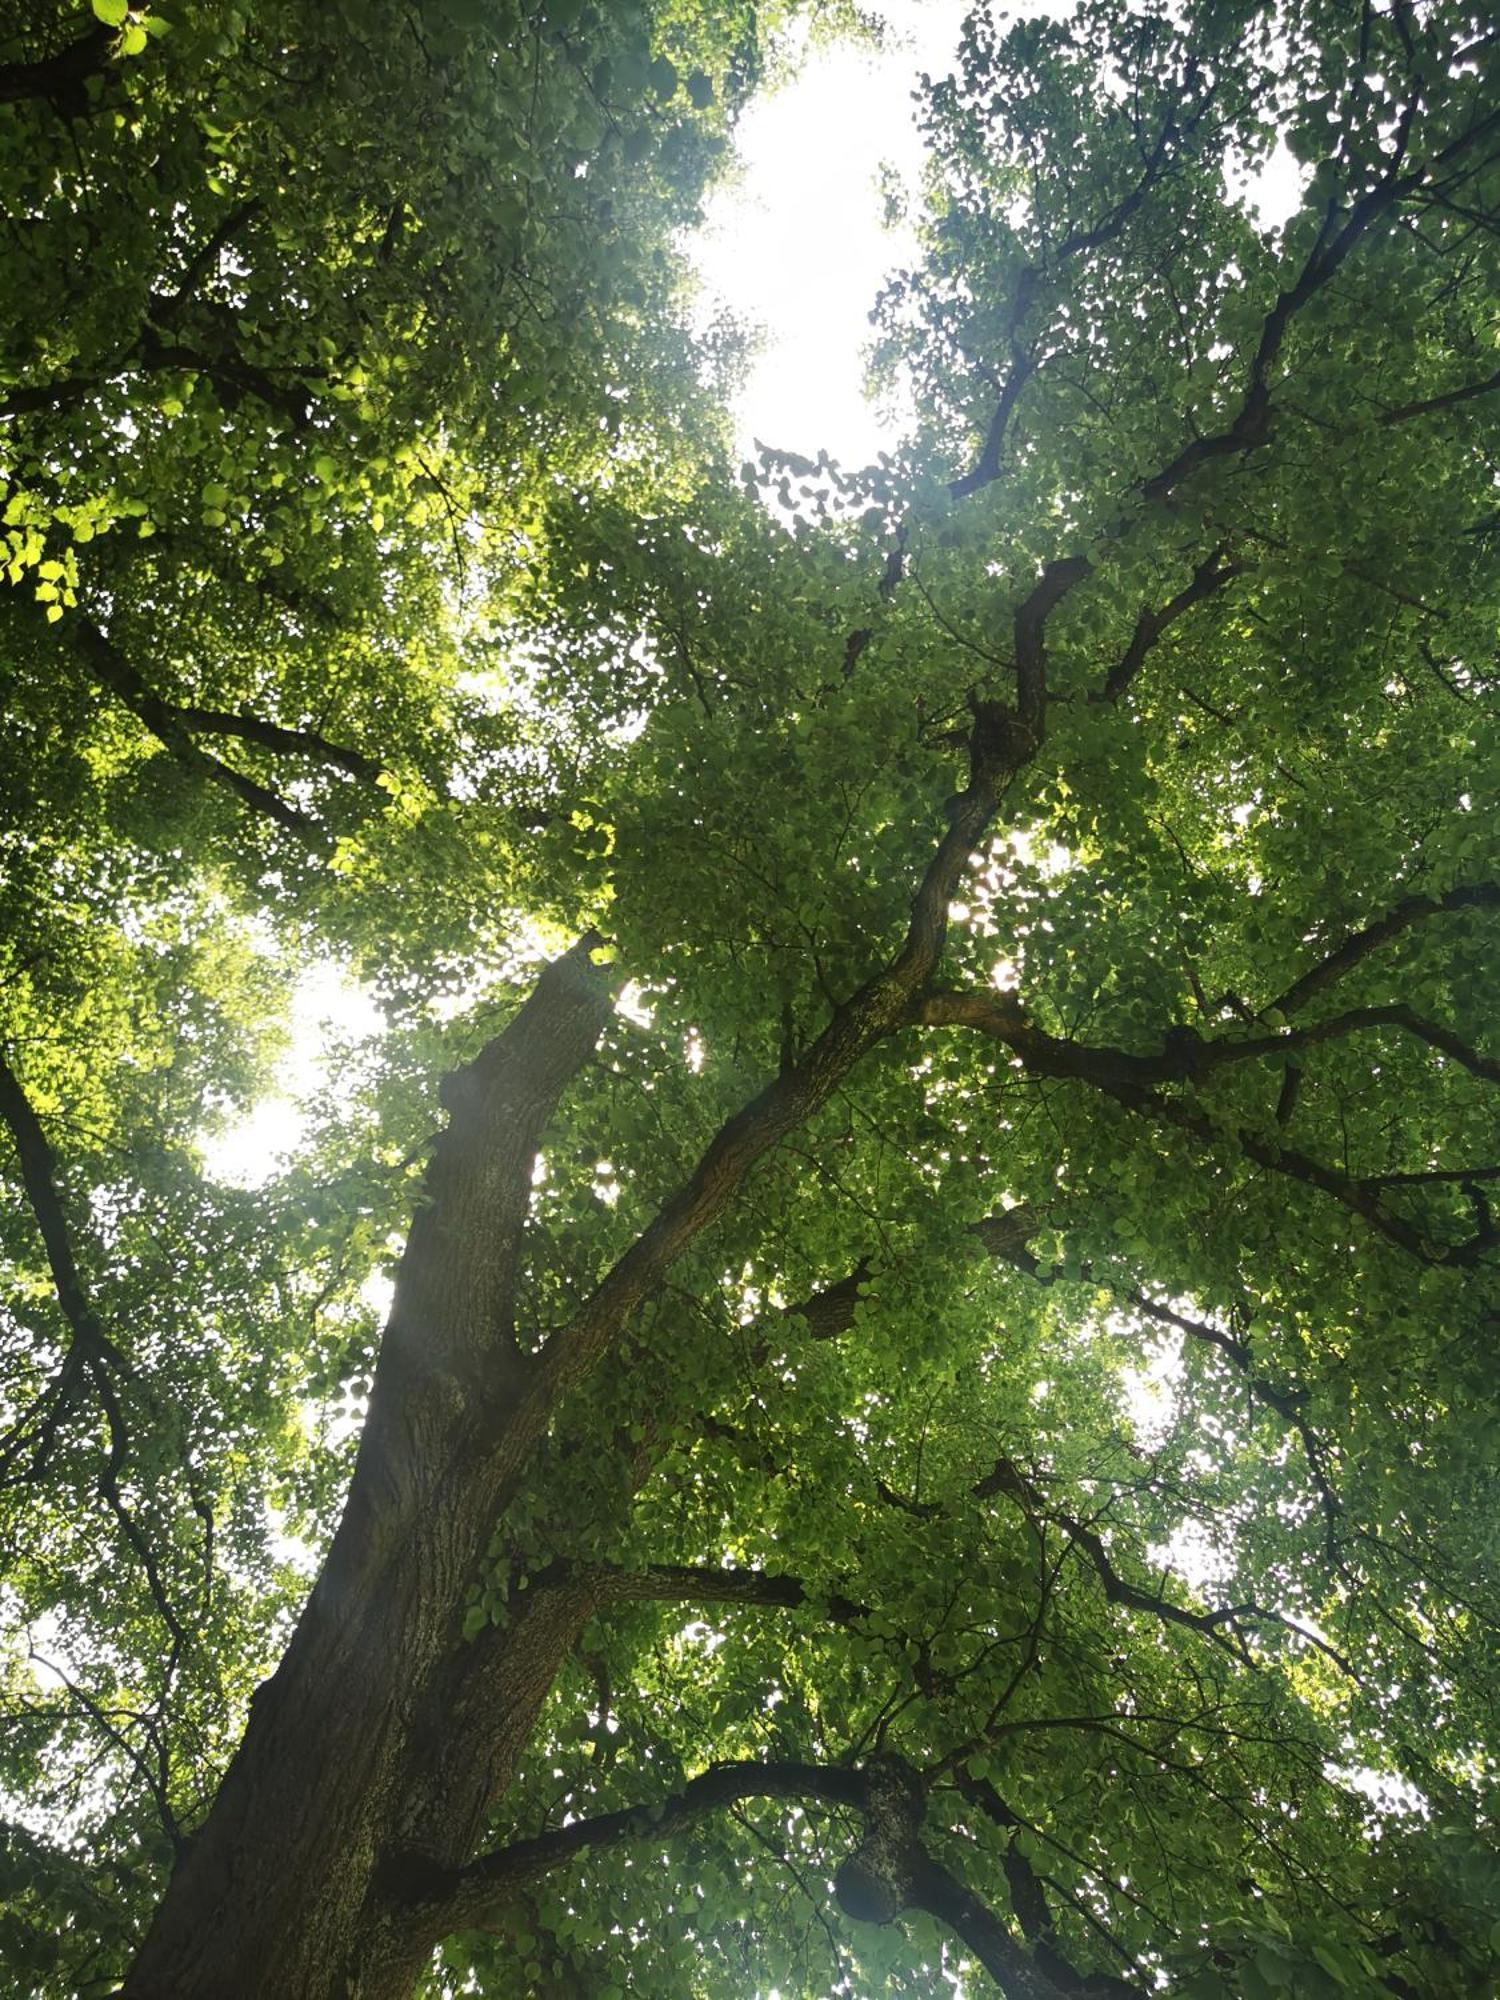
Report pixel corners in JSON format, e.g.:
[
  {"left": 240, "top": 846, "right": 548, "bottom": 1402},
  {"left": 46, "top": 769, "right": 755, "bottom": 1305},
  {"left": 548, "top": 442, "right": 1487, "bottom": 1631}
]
[{"left": 120, "top": 940, "right": 612, "bottom": 1999}]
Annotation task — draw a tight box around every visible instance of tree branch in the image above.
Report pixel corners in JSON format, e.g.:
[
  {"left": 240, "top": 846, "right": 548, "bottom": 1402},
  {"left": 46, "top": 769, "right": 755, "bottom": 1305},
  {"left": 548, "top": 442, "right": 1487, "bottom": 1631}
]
[
  {"left": 389, "top": 1758, "right": 866, "bottom": 1926},
  {"left": 0, "top": 1049, "right": 190, "bottom": 1650},
  {"left": 531, "top": 695, "right": 1043, "bottom": 1409},
  {"left": 67, "top": 612, "right": 322, "bottom": 839},
  {"left": 402, "top": 1749, "right": 1086, "bottom": 1999},
  {"left": 151, "top": 200, "right": 265, "bottom": 325},
  {"left": 915, "top": 988, "right": 1498, "bottom": 1261},
  {"left": 917, "top": 984, "right": 1500, "bottom": 1091},
  {"left": 910, "top": 1853, "right": 1087, "bottom": 1999},
  {"left": 947, "top": 1773, "right": 1145, "bottom": 1997},
  {"left": 1015, "top": 559, "right": 1092, "bottom": 726},
  {"left": 169, "top": 705, "right": 382, "bottom": 781},
  {"left": 1092, "top": 548, "right": 1246, "bottom": 705},
  {"left": 1, "top": 325, "right": 317, "bottom": 430},
  {"left": 0, "top": 1049, "right": 132, "bottom": 1381},
  {"left": 1268, "top": 883, "right": 1500, "bottom": 1016},
  {"left": 1379, "top": 362, "right": 1500, "bottom": 425},
  {"left": 1141, "top": 104, "right": 1426, "bottom": 505},
  {"left": 25, "top": 1646, "right": 182, "bottom": 1853},
  {"left": 576, "top": 1558, "right": 867, "bottom": 1626},
  {"left": 0, "top": 23, "right": 114, "bottom": 108},
  {"left": 968, "top": 1451, "right": 1361, "bottom": 1677},
  {"left": 968, "top": 1221, "right": 1342, "bottom": 1536},
  {"left": 949, "top": 89, "right": 1207, "bottom": 502},
  {"left": 1274, "top": 1002, "right": 1500, "bottom": 1084},
  {"left": 126, "top": 941, "right": 620, "bottom": 1985}
]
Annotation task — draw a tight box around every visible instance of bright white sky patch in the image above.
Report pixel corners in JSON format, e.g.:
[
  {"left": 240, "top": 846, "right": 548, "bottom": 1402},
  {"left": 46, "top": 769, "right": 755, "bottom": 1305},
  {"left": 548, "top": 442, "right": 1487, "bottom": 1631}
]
[
  {"left": 201, "top": 961, "right": 382, "bottom": 1187},
  {"left": 694, "top": 0, "right": 967, "bottom": 465},
  {"left": 1231, "top": 134, "right": 1309, "bottom": 231},
  {"left": 1119, "top": 1324, "right": 1185, "bottom": 1451}
]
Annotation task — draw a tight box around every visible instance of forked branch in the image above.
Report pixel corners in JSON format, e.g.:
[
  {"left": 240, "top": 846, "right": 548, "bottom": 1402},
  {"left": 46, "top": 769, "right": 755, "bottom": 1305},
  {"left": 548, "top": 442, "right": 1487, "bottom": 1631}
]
[{"left": 404, "top": 1753, "right": 1086, "bottom": 1998}]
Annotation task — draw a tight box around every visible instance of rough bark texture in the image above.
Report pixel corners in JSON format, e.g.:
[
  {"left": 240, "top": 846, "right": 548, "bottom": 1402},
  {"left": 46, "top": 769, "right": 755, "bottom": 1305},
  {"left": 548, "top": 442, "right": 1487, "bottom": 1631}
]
[{"left": 120, "top": 940, "right": 613, "bottom": 2000}]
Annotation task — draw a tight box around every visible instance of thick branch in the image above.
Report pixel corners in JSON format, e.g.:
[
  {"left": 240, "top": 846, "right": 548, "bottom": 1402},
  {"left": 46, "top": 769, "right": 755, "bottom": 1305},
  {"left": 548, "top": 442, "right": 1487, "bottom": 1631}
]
[
  {"left": 390, "top": 1572, "right": 606, "bottom": 1882},
  {"left": 69, "top": 613, "right": 320, "bottom": 839},
  {"left": 917, "top": 989, "right": 1497, "bottom": 1261},
  {"left": 411, "top": 1750, "right": 1076, "bottom": 1999},
  {"left": 1093, "top": 548, "right": 1245, "bottom": 704},
  {"left": 0, "top": 1049, "right": 130, "bottom": 1379},
  {"left": 170, "top": 705, "right": 382, "bottom": 781},
  {"left": 1147, "top": 1086, "right": 1443, "bottom": 1262},
  {"left": 393, "top": 1554, "right": 873, "bottom": 1878},
  {"left": 336, "top": 732, "right": 1055, "bottom": 1922},
  {"left": 377, "top": 750, "right": 1042, "bottom": 1884},
  {"left": 136, "top": 327, "right": 317, "bottom": 430},
  {"left": 784, "top": 1262, "right": 869, "bottom": 1341},
  {"left": 1141, "top": 115, "right": 1424, "bottom": 504},
  {"left": 394, "top": 1758, "right": 866, "bottom": 1927},
  {"left": 123, "top": 940, "right": 616, "bottom": 1998},
  {"left": 531, "top": 706, "right": 1039, "bottom": 1409},
  {"left": 1379, "top": 362, "right": 1500, "bottom": 425},
  {"left": 580, "top": 1558, "right": 867, "bottom": 1625},
  {"left": 1269, "top": 883, "right": 1500, "bottom": 1016},
  {"left": 1, "top": 322, "right": 317, "bottom": 429},
  {"left": 0, "top": 23, "right": 114, "bottom": 106},
  {"left": 1269, "top": 1002, "right": 1500, "bottom": 1085},
  {"left": 911, "top": 1854, "right": 1076, "bottom": 1999},
  {"left": 1015, "top": 559, "right": 1092, "bottom": 725},
  {"left": 0, "top": 1050, "right": 189, "bottom": 1646},
  {"left": 949, "top": 356, "right": 1041, "bottom": 503},
  {"left": 949, "top": 1774, "right": 1143, "bottom": 1997},
  {"left": 0, "top": 374, "right": 99, "bottom": 419},
  {"left": 917, "top": 984, "right": 1500, "bottom": 1088},
  {"left": 970, "top": 1203, "right": 1054, "bottom": 1277}
]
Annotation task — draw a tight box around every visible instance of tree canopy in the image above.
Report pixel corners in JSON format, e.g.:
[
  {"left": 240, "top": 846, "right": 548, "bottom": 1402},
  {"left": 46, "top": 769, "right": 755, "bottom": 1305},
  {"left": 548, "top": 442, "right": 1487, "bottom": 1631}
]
[{"left": 1, "top": 1, "right": 1498, "bottom": 1995}]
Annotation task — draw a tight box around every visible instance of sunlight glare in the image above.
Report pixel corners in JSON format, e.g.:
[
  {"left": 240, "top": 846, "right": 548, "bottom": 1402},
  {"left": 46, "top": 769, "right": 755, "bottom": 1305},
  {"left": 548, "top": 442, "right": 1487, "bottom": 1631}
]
[
  {"left": 693, "top": 0, "right": 966, "bottom": 465},
  {"left": 201, "top": 962, "right": 383, "bottom": 1188}
]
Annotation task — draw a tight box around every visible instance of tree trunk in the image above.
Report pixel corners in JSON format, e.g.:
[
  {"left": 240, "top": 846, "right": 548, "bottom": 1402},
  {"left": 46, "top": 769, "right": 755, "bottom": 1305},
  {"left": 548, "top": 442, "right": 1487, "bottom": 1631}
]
[{"left": 120, "top": 942, "right": 612, "bottom": 1998}]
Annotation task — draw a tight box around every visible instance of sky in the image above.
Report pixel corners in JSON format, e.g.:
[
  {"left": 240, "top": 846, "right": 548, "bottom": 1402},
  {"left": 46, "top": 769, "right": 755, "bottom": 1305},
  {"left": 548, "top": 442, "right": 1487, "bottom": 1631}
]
[{"left": 692, "top": 0, "right": 969, "bottom": 467}]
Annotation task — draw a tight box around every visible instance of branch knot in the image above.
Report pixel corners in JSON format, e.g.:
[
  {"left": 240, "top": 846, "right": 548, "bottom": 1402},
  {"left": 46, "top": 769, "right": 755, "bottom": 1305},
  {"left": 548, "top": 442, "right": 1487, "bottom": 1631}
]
[{"left": 834, "top": 1756, "right": 927, "bottom": 1926}]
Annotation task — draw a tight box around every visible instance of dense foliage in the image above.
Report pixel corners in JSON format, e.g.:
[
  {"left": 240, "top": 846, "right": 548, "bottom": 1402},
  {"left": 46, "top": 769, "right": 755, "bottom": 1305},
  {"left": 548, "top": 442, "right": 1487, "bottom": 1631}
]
[{"left": 1, "top": 0, "right": 1498, "bottom": 1995}]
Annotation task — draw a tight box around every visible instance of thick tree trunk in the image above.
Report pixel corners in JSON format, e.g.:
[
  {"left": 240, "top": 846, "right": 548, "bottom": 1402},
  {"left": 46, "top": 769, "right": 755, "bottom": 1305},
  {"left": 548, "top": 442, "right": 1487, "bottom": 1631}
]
[{"left": 120, "top": 943, "right": 612, "bottom": 1999}]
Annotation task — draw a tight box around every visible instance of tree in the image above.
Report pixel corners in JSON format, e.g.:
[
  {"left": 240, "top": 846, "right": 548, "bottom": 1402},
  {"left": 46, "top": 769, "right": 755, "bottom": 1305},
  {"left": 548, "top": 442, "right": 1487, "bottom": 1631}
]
[{"left": 1, "top": 0, "right": 1498, "bottom": 1993}]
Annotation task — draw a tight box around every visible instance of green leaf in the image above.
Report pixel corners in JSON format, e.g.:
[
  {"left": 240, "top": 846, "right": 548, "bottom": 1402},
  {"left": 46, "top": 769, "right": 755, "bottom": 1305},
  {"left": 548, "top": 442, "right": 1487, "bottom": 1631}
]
[
  {"left": 1312, "top": 1943, "right": 1354, "bottom": 1985},
  {"left": 1, "top": 9, "right": 1497, "bottom": 1998}
]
